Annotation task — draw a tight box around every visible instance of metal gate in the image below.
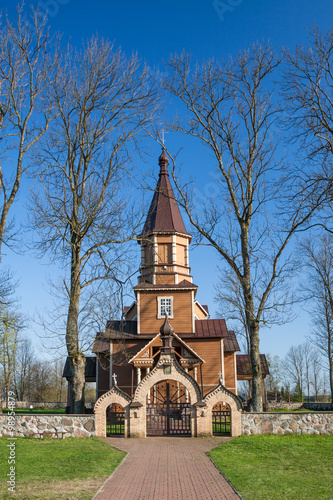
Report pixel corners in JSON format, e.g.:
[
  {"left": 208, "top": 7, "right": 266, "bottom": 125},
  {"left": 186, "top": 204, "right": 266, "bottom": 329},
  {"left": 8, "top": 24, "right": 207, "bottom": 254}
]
[
  {"left": 106, "top": 403, "right": 125, "bottom": 436},
  {"left": 146, "top": 381, "right": 191, "bottom": 436},
  {"left": 212, "top": 402, "right": 231, "bottom": 435}
]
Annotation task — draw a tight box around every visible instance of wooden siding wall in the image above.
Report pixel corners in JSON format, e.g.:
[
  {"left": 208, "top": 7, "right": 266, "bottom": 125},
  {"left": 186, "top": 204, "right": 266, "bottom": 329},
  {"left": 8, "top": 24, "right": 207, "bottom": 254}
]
[
  {"left": 176, "top": 245, "right": 186, "bottom": 266},
  {"left": 224, "top": 352, "right": 237, "bottom": 392},
  {"left": 125, "top": 304, "right": 137, "bottom": 320},
  {"left": 155, "top": 274, "right": 175, "bottom": 285},
  {"left": 139, "top": 291, "right": 193, "bottom": 333},
  {"left": 185, "top": 339, "right": 229, "bottom": 396},
  {"left": 97, "top": 359, "right": 109, "bottom": 400},
  {"left": 194, "top": 303, "right": 207, "bottom": 320}
]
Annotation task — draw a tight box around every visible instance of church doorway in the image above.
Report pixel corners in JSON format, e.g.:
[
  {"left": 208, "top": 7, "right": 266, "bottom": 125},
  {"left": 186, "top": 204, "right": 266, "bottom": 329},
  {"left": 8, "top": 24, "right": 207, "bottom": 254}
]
[
  {"left": 106, "top": 403, "right": 125, "bottom": 436},
  {"left": 146, "top": 380, "right": 191, "bottom": 436},
  {"left": 212, "top": 402, "right": 231, "bottom": 436}
]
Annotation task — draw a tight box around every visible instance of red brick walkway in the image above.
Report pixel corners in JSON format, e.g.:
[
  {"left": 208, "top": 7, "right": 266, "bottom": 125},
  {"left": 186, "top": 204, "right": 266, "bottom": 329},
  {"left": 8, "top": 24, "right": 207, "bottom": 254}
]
[{"left": 94, "top": 437, "right": 241, "bottom": 500}]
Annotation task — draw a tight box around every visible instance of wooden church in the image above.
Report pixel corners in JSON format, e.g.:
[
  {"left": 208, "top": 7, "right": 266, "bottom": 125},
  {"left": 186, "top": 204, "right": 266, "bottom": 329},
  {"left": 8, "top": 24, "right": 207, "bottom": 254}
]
[{"left": 87, "top": 149, "right": 269, "bottom": 438}]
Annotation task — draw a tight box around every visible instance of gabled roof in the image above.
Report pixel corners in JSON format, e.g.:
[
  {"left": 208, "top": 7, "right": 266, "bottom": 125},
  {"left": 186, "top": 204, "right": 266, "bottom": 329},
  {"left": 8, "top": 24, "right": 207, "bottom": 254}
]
[
  {"left": 236, "top": 354, "right": 269, "bottom": 378},
  {"left": 141, "top": 149, "right": 190, "bottom": 236},
  {"left": 128, "top": 331, "right": 205, "bottom": 364},
  {"left": 194, "top": 301, "right": 209, "bottom": 317},
  {"left": 223, "top": 330, "right": 240, "bottom": 352},
  {"left": 92, "top": 319, "right": 240, "bottom": 353}
]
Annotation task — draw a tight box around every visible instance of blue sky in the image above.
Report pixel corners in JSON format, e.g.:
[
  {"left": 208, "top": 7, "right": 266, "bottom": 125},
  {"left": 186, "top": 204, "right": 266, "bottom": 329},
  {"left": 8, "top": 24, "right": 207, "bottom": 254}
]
[{"left": 2, "top": 0, "right": 333, "bottom": 359}]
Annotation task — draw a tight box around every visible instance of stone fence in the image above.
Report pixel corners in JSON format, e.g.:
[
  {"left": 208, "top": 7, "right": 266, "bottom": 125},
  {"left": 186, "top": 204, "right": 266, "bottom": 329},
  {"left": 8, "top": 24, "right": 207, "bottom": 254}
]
[
  {"left": 242, "top": 412, "right": 333, "bottom": 435},
  {"left": 1, "top": 411, "right": 332, "bottom": 438},
  {"left": 0, "top": 414, "right": 95, "bottom": 438}
]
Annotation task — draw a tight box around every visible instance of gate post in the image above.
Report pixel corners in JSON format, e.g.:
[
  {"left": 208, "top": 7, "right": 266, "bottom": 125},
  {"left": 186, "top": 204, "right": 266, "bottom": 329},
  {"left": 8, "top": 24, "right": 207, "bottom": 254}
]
[
  {"left": 194, "top": 401, "right": 210, "bottom": 437},
  {"left": 129, "top": 402, "right": 144, "bottom": 438}
]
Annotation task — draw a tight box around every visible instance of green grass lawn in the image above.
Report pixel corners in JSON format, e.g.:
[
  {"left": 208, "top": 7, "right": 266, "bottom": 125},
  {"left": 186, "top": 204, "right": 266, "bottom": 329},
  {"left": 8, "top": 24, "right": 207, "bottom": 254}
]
[
  {"left": 0, "top": 437, "right": 126, "bottom": 499},
  {"left": 2, "top": 408, "right": 66, "bottom": 415},
  {"left": 208, "top": 434, "right": 333, "bottom": 500}
]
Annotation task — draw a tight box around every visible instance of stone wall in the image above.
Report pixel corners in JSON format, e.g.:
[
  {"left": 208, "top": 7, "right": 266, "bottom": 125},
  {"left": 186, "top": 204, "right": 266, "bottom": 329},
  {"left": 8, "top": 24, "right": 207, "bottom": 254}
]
[
  {"left": 1, "top": 410, "right": 332, "bottom": 438},
  {"left": 0, "top": 414, "right": 95, "bottom": 438},
  {"left": 242, "top": 412, "right": 333, "bottom": 435}
]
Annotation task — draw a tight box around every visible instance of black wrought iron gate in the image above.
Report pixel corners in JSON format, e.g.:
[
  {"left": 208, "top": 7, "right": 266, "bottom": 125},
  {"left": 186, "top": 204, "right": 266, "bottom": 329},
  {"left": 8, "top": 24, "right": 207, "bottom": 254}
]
[
  {"left": 146, "top": 381, "right": 191, "bottom": 436},
  {"left": 212, "top": 403, "right": 231, "bottom": 435},
  {"left": 106, "top": 403, "right": 125, "bottom": 436}
]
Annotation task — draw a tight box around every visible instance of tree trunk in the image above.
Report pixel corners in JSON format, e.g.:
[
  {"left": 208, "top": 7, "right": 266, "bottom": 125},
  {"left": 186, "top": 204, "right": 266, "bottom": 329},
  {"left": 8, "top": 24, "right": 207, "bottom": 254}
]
[
  {"left": 241, "top": 224, "right": 263, "bottom": 412},
  {"left": 68, "top": 354, "right": 86, "bottom": 414},
  {"left": 330, "top": 358, "right": 333, "bottom": 408},
  {"left": 248, "top": 321, "right": 263, "bottom": 412},
  {"left": 66, "top": 243, "right": 86, "bottom": 414}
]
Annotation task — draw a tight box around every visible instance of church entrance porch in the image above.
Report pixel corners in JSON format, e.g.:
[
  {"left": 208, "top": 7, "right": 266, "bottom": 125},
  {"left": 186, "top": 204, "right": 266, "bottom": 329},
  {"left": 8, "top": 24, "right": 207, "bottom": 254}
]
[{"left": 146, "top": 380, "right": 191, "bottom": 436}]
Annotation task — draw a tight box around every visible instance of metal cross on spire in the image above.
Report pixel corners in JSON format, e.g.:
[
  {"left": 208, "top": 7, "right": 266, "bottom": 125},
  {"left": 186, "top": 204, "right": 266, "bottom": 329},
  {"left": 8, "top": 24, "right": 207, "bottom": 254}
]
[
  {"left": 161, "top": 128, "right": 168, "bottom": 146},
  {"left": 112, "top": 373, "right": 117, "bottom": 386}
]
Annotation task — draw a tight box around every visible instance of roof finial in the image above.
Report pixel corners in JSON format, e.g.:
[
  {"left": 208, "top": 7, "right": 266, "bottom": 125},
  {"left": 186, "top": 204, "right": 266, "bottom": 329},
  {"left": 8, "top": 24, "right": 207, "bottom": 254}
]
[{"left": 158, "top": 146, "right": 169, "bottom": 174}]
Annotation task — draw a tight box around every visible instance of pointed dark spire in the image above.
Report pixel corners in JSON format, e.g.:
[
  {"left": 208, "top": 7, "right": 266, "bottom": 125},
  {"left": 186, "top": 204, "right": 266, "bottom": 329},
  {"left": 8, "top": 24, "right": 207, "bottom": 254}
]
[{"left": 141, "top": 148, "right": 189, "bottom": 236}]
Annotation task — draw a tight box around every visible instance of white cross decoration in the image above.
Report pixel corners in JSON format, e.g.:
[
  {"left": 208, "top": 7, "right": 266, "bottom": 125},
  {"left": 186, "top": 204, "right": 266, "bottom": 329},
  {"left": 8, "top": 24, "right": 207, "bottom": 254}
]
[
  {"left": 161, "top": 128, "right": 168, "bottom": 146},
  {"left": 112, "top": 373, "right": 117, "bottom": 386},
  {"left": 218, "top": 371, "right": 223, "bottom": 383}
]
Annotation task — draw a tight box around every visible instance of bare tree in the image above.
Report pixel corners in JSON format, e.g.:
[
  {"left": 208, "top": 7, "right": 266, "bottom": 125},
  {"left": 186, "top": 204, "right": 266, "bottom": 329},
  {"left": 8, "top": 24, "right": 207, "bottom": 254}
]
[
  {"left": 284, "top": 26, "right": 333, "bottom": 162},
  {"left": 283, "top": 344, "right": 306, "bottom": 402},
  {"left": 13, "top": 336, "right": 35, "bottom": 401},
  {"left": 215, "top": 270, "right": 250, "bottom": 353},
  {"left": 301, "top": 235, "right": 333, "bottom": 403},
  {"left": 0, "top": 305, "right": 23, "bottom": 406},
  {"left": 265, "top": 354, "right": 281, "bottom": 399},
  {"left": 311, "top": 349, "right": 322, "bottom": 402},
  {"left": 0, "top": 5, "right": 59, "bottom": 256},
  {"left": 163, "top": 45, "right": 320, "bottom": 411},
  {"left": 30, "top": 37, "right": 159, "bottom": 413}
]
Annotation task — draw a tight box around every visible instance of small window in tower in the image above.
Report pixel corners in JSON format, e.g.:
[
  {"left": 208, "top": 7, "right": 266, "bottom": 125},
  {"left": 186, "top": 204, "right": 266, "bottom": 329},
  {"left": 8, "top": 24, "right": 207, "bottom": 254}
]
[
  {"left": 158, "top": 244, "right": 172, "bottom": 265},
  {"left": 157, "top": 296, "right": 173, "bottom": 319},
  {"left": 145, "top": 244, "right": 153, "bottom": 265}
]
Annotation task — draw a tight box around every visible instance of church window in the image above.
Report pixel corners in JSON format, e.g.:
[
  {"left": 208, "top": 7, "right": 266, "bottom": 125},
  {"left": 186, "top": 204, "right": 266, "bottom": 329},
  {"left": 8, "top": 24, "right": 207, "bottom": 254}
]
[{"left": 157, "top": 296, "right": 173, "bottom": 318}]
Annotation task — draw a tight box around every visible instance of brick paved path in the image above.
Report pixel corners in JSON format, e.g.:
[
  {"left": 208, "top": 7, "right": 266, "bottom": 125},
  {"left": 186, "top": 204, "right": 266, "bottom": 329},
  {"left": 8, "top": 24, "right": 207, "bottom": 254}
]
[{"left": 93, "top": 437, "right": 241, "bottom": 500}]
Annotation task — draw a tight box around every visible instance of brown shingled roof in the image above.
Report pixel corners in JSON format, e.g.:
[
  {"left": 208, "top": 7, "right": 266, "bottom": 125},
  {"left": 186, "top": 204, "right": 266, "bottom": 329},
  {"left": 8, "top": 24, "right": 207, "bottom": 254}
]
[
  {"left": 194, "top": 319, "right": 228, "bottom": 337},
  {"left": 134, "top": 279, "right": 197, "bottom": 291},
  {"left": 223, "top": 330, "right": 241, "bottom": 352},
  {"left": 236, "top": 354, "right": 270, "bottom": 378},
  {"left": 141, "top": 149, "right": 190, "bottom": 236},
  {"left": 92, "top": 319, "right": 241, "bottom": 352}
]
